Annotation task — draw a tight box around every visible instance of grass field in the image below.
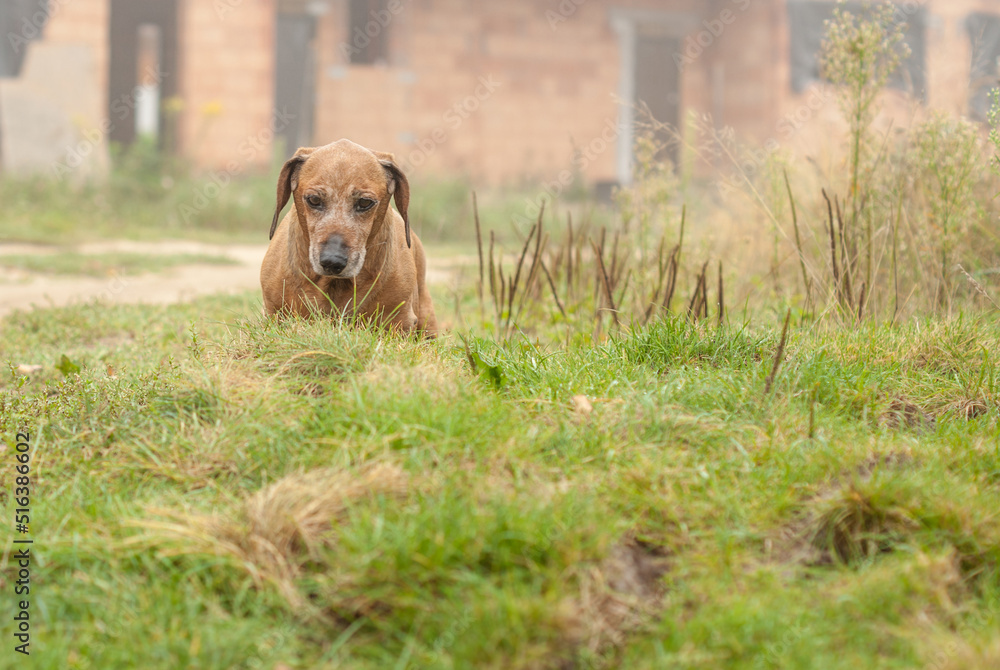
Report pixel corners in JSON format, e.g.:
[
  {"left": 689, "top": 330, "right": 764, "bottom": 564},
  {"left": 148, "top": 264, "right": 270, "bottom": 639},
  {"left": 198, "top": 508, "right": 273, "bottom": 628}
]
[
  {"left": 0, "top": 166, "right": 598, "bottom": 250},
  {"left": 2, "top": 287, "right": 999, "bottom": 669},
  {"left": 3, "top": 8, "right": 1000, "bottom": 664}
]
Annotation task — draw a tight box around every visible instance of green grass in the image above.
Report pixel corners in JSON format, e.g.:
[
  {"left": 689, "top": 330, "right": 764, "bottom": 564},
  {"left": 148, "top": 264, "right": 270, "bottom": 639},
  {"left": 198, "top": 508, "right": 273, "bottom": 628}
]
[
  {"left": 2, "top": 291, "right": 999, "bottom": 669},
  {"left": 0, "top": 165, "right": 601, "bottom": 248},
  {"left": 0, "top": 252, "right": 238, "bottom": 278},
  {"left": 0, "top": 172, "right": 276, "bottom": 245}
]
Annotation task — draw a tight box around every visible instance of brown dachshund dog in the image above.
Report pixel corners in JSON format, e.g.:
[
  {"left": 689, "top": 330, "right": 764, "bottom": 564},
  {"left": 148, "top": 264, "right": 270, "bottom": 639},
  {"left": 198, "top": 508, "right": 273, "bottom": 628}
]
[{"left": 260, "top": 139, "right": 437, "bottom": 336}]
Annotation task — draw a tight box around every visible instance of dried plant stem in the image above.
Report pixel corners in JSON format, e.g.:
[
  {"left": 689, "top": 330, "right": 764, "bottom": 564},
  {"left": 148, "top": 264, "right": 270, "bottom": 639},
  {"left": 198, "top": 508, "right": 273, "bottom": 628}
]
[
  {"left": 836, "top": 196, "right": 854, "bottom": 313},
  {"left": 472, "top": 192, "right": 486, "bottom": 321},
  {"left": 677, "top": 204, "right": 686, "bottom": 268},
  {"left": 892, "top": 187, "right": 902, "bottom": 320},
  {"left": 644, "top": 241, "right": 670, "bottom": 324},
  {"left": 784, "top": 169, "right": 811, "bottom": 310},
  {"left": 497, "top": 260, "right": 506, "bottom": 335},
  {"left": 508, "top": 223, "right": 536, "bottom": 314},
  {"left": 857, "top": 281, "right": 866, "bottom": 322},
  {"left": 591, "top": 237, "right": 620, "bottom": 327},
  {"left": 717, "top": 261, "right": 725, "bottom": 327},
  {"left": 764, "top": 308, "right": 791, "bottom": 396},
  {"left": 823, "top": 189, "right": 840, "bottom": 303},
  {"left": 540, "top": 260, "right": 567, "bottom": 319},
  {"left": 662, "top": 245, "right": 680, "bottom": 313},
  {"left": 687, "top": 273, "right": 703, "bottom": 318},
  {"left": 609, "top": 229, "right": 621, "bottom": 288},
  {"left": 688, "top": 261, "right": 709, "bottom": 321},
  {"left": 566, "top": 213, "right": 574, "bottom": 300},
  {"left": 473, "top": 194, "right": 718, "bottom": 341},
  {"left": 488, "top": 230, "right": 497, "bottom": 319},
  {"left": 512, "top": 228, "right": 547, "bottom": 329},
  {"left": 958, "top": 264, "right": 1000, "bottom": 311},
  {"left": 505, "top": 208, "right": 543, "bottom": 336}
]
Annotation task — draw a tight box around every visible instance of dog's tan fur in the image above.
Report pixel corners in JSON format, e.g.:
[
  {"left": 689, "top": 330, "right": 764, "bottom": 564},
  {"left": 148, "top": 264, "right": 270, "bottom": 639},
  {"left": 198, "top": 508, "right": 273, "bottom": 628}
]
[{"left": 260, "top": 139, "right": 436, "bottom": 335}]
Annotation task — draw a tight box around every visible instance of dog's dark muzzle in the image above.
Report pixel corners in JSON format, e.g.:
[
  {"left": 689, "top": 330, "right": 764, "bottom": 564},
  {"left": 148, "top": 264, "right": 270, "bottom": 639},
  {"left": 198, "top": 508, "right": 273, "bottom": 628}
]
[{"left": 319, "top": 236, "right": 350, "bottom": 276}]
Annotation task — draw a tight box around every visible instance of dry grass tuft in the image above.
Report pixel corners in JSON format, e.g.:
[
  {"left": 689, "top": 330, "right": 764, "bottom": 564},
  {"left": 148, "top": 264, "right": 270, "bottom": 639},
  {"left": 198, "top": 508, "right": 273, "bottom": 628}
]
[
  {"left": 854, "top": 451, "right": 913, "bottom": 479},
  {"left": 924, "top": 635, "right": 1000, "bottom": 670},
  {"left": 129, "top": 463, "right": 408, "bottom": 609},
  {"left": 952, "top": 397, "right": 992, "bottom": 420},
  {"left": 879, "top": 398, "right": 935, "bottom": 431},
  {"left": 807, "top": 485, "right": 920, "bottom": 564},
  {"left": 768, "top": 453, "right": 917, "bottom": 568},
  {"left": 559, "top": 537, "right": 670, "bottom": 656},
  {"left": 244, "top": 463, "right": 407, "bottom": 559},
  {"left": 294, "top": 382, "right": 326, "bottom": 397}
]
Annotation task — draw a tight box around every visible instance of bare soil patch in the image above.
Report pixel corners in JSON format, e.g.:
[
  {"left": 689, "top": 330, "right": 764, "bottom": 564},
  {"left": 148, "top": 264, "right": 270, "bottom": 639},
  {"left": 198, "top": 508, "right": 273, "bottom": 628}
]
[{"left": 0, "top": 240, "right": 466, "bottom": 318}]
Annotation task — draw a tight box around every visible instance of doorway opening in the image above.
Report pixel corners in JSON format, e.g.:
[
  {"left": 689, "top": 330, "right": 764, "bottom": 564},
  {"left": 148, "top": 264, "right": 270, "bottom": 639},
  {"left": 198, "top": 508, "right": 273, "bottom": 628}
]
[
  {"left": 612, "top": 10, "right": 694, "bottom": 185},
  {"left": 108, "top": 0, "right": 178, "bottom": 149},
  {"left": 275, "top": 10, "right": 319, "bottom": 155}
]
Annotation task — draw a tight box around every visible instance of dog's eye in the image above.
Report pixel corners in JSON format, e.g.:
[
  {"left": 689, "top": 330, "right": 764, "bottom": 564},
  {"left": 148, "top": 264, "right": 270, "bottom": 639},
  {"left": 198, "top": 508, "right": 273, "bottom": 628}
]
[
  {"left": 355, "top": 198, "right": 376, "bottom": 213},
  {"left": 305, "top": 194, "right": 323, "bottom": 209}
]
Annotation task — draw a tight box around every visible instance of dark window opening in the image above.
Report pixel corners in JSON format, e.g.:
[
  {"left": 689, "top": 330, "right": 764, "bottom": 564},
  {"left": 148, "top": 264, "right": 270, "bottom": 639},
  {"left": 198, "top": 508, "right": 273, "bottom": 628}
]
[
  {"left": 967, "top": 13, "right": 1000, "bottom": 121},
  {"left": 634, "top": 28, "right": 681, "bottom": 166},
  {"left": 108, "top": 0, "right": 179, "bottom": 149},
  {"left": 276, "top": 12, "right": 318, "bottom": 153},
  {"left": 787, "top": 1, "right": 926, "bottom": 101},
  {"left": 0, "top": 0, "right": 47, "bottom": 78},
  {"left": 348, "top": 0, "right": 389, "bottom": 65}
]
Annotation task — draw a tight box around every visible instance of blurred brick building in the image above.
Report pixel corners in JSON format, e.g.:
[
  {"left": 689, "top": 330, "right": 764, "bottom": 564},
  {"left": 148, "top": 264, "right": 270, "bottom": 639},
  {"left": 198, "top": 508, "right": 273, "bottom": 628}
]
[{"left": 2, "top": 0, "right": 1000, "bottom": 186}]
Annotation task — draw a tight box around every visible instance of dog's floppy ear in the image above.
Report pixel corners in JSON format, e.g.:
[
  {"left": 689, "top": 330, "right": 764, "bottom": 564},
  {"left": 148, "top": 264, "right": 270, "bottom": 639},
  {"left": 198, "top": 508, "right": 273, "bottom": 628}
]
[
  {"left": 374, "top": 151, "right": 411, "bottom": 248},
  {"left": 270, "top": 147, "right": 315, "bottom": 240}
]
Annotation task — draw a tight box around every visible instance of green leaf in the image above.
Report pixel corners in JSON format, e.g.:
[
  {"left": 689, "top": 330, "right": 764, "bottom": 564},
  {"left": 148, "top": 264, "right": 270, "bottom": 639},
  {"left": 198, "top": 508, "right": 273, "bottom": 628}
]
[
  {"left": 470, "top": 350, "right": 506, "bottom": 390},
  {"left": 56, "top": 354, "right": 81, "bottom": 376},
  {"left": 460, "top": 335, "right": 506, "bottom": 390}
]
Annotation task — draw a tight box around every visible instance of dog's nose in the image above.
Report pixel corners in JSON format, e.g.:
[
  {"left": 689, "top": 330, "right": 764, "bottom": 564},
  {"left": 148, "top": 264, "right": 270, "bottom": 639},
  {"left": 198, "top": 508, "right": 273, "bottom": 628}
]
[{"left": 319, "top": 236, "right": 349, "bottom": 275}]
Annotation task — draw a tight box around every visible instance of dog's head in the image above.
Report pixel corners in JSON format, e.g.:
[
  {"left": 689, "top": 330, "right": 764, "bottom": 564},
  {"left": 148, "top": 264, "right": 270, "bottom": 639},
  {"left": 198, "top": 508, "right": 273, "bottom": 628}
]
[{"left": 270, "top": 139, "right": 410, "bottom": 279}]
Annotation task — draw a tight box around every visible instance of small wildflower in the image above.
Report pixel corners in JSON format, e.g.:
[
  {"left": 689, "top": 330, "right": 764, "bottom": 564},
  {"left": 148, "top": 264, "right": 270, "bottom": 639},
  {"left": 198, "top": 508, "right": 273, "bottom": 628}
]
[{"left": 201, "top": 101, "right": 224, "bottom": 118}]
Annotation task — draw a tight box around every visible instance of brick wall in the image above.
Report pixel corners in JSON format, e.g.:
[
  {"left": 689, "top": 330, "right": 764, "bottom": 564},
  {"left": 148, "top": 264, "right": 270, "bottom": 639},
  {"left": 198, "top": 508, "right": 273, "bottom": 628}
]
[
  {"left": 45, "top": 0, "right": 111, "bottom": 98},
  {"left": 769, "top": 0, "right": 1000, "bottom": 165},
  {"left": 312, "top": 0, "right": 708, "bottom": 185},
  {"left": 6, "top": 0, "right": 995, "bottom": 184},
  {"left": 1, "top": 0, "right": 280, "bottom": 177},
  {"left": 0, "top": 0, "right": 111, "bottom": 178},
  {"left": 309, "top": 0, "right": 1000, "bottom": 187},
  {"left": 310, "top": 0, "right": 413, "bottom": 163},
  {"left": 176, "top": 0, "right": 277, "bottom": 173}
]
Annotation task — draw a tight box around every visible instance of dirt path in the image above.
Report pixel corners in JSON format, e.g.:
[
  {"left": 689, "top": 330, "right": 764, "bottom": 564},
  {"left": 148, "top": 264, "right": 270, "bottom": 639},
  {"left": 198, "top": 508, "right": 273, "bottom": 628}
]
[{"left": 0, "top": 241, "right": 469, "bottom": 318}]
